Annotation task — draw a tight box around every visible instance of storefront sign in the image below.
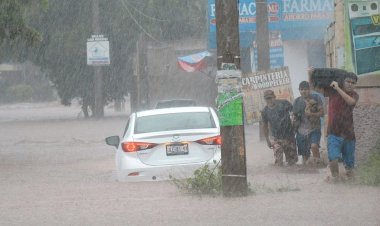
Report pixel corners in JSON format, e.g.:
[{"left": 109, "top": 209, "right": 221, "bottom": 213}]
[{"left": 242, "top": 66, "right": 294, "bottom": 124}]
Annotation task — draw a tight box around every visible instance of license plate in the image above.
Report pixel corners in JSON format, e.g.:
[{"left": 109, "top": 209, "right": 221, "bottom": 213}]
[{"left": 166, "top": 143, "right": 189, "bottom": 156}]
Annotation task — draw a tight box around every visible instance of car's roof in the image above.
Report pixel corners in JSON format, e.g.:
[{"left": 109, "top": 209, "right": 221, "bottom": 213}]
[
  {"left": 157, "top": 98, "right": 195, "bottom": 103},
  {"left": 136, "top": 106, "right": 212, "bottom": 117},
  {"left": 155, "top": 99, "right": 197, "bottom": 109}
]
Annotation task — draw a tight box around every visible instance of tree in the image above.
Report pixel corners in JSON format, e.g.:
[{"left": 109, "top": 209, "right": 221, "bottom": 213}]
[
  {"left": 10, "top": 0, "right": 208, "bottom": 116},
  {"left": 0, "top": 0, "right": 47, "bottom": 62}
]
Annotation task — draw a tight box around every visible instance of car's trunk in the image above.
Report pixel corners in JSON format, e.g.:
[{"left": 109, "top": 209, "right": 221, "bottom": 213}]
[{"left": 134, "top": 130, "right": 219, "bottom": 166}]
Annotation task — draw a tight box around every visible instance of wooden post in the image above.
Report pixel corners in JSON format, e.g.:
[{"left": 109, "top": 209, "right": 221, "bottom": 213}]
[
  {"left": 256, "top": 0, "right": 270, "bottom": 140},
  {"left": 216, "top": 0, "right": 248, "bottom": 197},
  {"left": 256, "top": 0, "right": 270, "bottom": 71},
  {"left": 92, "top": 0, "right": 104, "bottom": 117},
  {"left": 131, "top": 50, "right": 139, "bottom": 113},
  {"left": 132, "top": 33, "right": 150, "bottom": 111},
  {"left": 139, "top": 34, "right": 149, "bottom": 110}
]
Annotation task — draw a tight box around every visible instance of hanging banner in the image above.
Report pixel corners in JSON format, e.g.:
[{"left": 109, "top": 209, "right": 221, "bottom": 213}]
[
  {"left": 242, "top": 66, "right": 294, "bottom": 124},
  {"left": 177, "top": 51, "right": 212, "bottom": 72}
]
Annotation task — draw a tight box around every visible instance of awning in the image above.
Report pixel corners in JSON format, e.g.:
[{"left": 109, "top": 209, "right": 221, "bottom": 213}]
[{"left": 177, "top": 51, "right": 212, "bottom": 72}]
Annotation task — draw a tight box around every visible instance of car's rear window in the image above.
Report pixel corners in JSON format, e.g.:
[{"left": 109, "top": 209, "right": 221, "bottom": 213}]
[{"left": 135, "top": 112, "right": 216, "bottom": 133}]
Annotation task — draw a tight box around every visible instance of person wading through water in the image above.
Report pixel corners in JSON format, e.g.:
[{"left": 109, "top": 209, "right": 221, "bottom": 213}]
[
  {"left": 293, "top": 81, "right": 324, "bottom": 166},
  {"left": 325, "top": 72, "right": 359, "bottom": 181},
  {"left": 261, "top": 90, "right": 298, "bottom": 166}
]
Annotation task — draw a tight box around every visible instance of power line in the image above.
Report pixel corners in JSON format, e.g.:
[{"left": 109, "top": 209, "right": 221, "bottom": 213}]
[
  {"left": 120, "top": 0, "right": 163, "bottom": 44},
  {"left": 124, "top": 0, "right": 169, "bottom": 22}
]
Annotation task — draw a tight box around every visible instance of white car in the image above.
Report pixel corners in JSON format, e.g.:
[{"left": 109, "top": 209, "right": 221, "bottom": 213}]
[
  {"left": 105, "top": 106, "right": 221, "bottom": 182},
  {"left": 155, "top": 99, "right": 197, "bottom": 109}
]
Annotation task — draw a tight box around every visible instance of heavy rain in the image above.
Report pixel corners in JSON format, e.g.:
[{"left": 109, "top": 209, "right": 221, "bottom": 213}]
[{"left": 1, "top": 0, "right": 380, "bottom": 225}]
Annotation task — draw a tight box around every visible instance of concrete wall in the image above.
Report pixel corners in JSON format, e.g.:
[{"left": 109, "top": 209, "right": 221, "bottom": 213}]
[
  {"left": 283, "top": 41, "right": 309, "bottom": 98},
  {"left": 356, "top": 87, "right": 380, "bottom": 105}
]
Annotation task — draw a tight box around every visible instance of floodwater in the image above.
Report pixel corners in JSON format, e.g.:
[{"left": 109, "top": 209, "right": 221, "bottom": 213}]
[{"left": 0, "top": 101, "right": 380, "bottom": 226}]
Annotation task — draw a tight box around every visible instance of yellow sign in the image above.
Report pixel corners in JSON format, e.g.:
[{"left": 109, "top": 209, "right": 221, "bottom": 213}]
[{"left": 371, "top": 14, "right": 380, "bottom": 26}]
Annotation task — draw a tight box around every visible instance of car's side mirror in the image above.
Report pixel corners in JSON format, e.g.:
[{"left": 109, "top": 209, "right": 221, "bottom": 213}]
[{"left": 105, "top": 136, "right": 120, "bottom": 148}]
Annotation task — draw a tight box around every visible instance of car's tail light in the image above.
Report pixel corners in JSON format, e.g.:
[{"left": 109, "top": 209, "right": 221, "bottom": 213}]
[
  {"left": 121, "top": 142, "right": 157, "bottom": 152},
  {"left": 195, "top": 135, "right": 222, "bottom": 145},
  {"left": 128, "top": 172, "right": 140, "bottom": 176}
]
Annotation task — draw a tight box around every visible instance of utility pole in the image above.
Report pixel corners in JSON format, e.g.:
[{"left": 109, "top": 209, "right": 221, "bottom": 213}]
[
  {"left": 92, "top": 0, "right": 104, "bottom": 117},
  {"left": 256, "top": 0, "right": 270, "bottom": 71},
  {"left": 216, "top": 0, "right": 248, "bottom": 197},
  {"left": 133, "top": 33, "right": 149, "bottom": 111},
  {"left": 138, "top": 34, "right": 149, "bottom": 110},
  {"left": 131, "top": 49, "right": 139, "bottom": 113},
  {"left": 256, "top": 0, "right": 270, "bottom": 140}
]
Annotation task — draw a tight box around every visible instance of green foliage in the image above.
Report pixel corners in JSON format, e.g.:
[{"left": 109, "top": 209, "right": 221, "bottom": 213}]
[
  {"left": 171, "top": 162, "right": 299, "bottom": 197},
  {"left": 0, "top": 0, "right": 46, "bottom": 45},
  {"left": 6, "top": 84, "right": 34, "bottom": 102},
  {"left": 0, "top": 0, "right": 44, "bottom": 61},
  {"left": 171, "top": 162, "right": 222, "bottom": 197},
  {"left": 356, "top": 139, "right": 380, "bottom": 186},
  {"left": 1, "top": 0, "right": 208, "bottom": 111},
  {"left": 28, "top": 0, "right": 95, "bottom": 105}
]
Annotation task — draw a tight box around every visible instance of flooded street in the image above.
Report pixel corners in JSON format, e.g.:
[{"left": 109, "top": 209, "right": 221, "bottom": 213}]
[
  {"left": 0, "top": 102, "right": 379, "bottom": 226},
  {"left": 1, "top": 0, "right": 380, "bottom": 225}
]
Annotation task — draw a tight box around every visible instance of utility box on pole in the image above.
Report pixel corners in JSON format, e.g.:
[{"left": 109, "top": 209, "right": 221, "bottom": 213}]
[{"left": 215, "top": 0, "right": 248, "bottom": 197}]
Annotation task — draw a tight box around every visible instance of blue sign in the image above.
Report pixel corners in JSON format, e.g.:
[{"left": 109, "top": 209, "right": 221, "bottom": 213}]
[
  {"left": 252, "top": 46, "right": 284, "bottom": 69},
  {"left": 251, "top": 31, "right": 284, "bottom": 69},
  {"left": 208, "top": 0, "right": 334, "bottom": 48}
]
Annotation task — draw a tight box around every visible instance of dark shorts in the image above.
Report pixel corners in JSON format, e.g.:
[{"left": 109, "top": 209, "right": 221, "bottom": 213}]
[{"left": 296, "top": 130, "right": 321, "bottom": 157}]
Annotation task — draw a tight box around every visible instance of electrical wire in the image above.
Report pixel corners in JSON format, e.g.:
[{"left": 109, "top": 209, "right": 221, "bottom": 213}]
[
  {"left": 120, "top": 0, "right": 163, "bottom": 43},
  {"left": 124, "top": 0, "right": 169, "bottom": 22}
]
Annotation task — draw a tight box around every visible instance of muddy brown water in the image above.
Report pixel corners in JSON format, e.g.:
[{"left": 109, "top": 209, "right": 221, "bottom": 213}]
[{"left": 0, "top": 102, "right": 379, "bottom": 226}]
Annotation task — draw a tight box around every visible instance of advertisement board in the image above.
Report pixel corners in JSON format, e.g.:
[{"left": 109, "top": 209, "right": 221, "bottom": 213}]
[
  {"left": 208, "top": 0, "right": 334, "bottom": 48},
  {"left": 242, "top": 66, "right": 294, "bottom": 124},
  {"left": 216, "top": 68, "right": 244, "bottom": 126}
]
